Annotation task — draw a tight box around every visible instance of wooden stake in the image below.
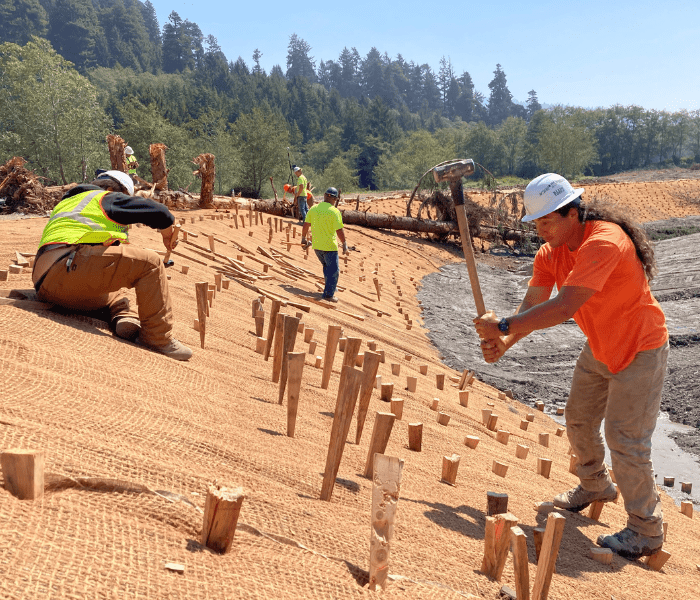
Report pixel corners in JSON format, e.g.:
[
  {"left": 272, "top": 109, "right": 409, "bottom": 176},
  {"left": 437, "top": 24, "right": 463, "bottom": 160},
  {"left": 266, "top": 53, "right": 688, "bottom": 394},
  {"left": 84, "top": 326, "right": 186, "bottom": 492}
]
[
  {"left": 492, "top": 461, "right": 508, "bottom": 478},
  {"left": 681, "top": 481, "right": 693, "bottom": 494},
  {"left": 255, "top": 336, "right": 266, "bottom": 354},
  {"left": 368, "top": 454, "right": 404, "bottom": 591},
  {"left": 538, "top": 432, "right": 550, "bottom": 447},
  {"left": 419, "top": 365, "right": 428, "bottom": 375},
  {"left": 320, "top": 365, "right": 364, "bottom": 501},
  {"left": 263, "top": 299, "right": 282, "bottom": 361},
  {"left": 487, "top": 491, "right": 509, "bottom": 516},
  {"left": 510, "top": 527, "right": 530, "bottom": 600},
  {"left": 589, "top": 547, "right": 612, "bottom": 565},
  {"left": 373, "top": 277, "right": 381, "bottom": 301},
  {"left": 1, "top": 449, "right": 44, "bottom": 500},
  {"left": 515, "top": 444, "right": 529, "bottom": 460},
  {"left": 569, "top": 454, "right": 578, "bottom": 475},
  {"left": 286, "top": 352, "right": 305, "bottom": 437},
  {"left": 681, "top": 501, "right": 694, "bottom": 518},
  {"left": 441, "top": 454, "right": 460, "bottom": 485},
  {"left": 354, "top": 351, "right": 382, "bottom": 445},
  {"left": 363, "top": 412, "right": 396, "bottom": 478},
  {"left": 380, "top": 382, "right": 394, "bottom": 402},
  {"left": 496, "top": 430, "right": 510, "bottom": 445},
  {"left": 254, "top": 315, "right": 265, "bottom": 337},
  {"left": 465, "top": 436, "right": 480, "bottom": 449},
  {"left": 201, "top": 484, "right": 245, "bottom": 554},
  {"left": 531, "top": 512, "right": 566, "bottom": 600},
  {"left": 435, "top": 373, "right": 445, "bottom": 390},
  {"left": 526, "top": 413, "right": 536, "bottom": 422},
  {"left": 487, "top": 414, "right": 499, "bottom": 432},
  {"left": 406, "top": 376, "right": 417, "bottom": 392},
  {"left": 643, "top": 549, "right": 671, "bottom": 571},
  {"left": 342, "top": 337, "right": 363, "bottom": 370},
  {"left": 195, "top": 282, "right": 208, "bottom": 348},
  {"left": 437, "top": 412, "right": 450, "bottom": 426},
  {"left": 271, "top": 313, "right": 287, "bottom": 383},
  {"left": 537, "top": 458, "right": 553, "bottom": 479},
  {"left": 459, "top": 390, "right": 469, "bottom": 407},
  {"left": 321, "top": 325, "right": 342, "bottom": 390},
  {"left": 520, "top": 419, "right": 529, "bottom": 431},
  {"left": 482, "top": 408, "right": 492, "bottom": 425},
  {"left": 390, "top": 398, "right": 404, "bottom": 420},
  {"left": 481, "top": 512, "right": 519, "bottom": 580},
  {"left": 303, "top": 328, "right": 314, "bottom": 343},
  {"left": 408, "top": 423, "right": 422, "bottom": 452},
  {"left": 277, "top": 315, "right": 300, "bottom": 402}
]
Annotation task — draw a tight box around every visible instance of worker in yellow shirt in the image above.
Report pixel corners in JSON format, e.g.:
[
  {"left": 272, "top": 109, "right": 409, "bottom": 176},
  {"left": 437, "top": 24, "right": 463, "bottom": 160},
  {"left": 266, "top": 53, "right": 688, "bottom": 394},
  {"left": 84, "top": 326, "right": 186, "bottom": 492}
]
[
  {"left": 292, "top": 165, "right": 309, "bottom": 224},
  {"left": 125, "top": 146, "right": 139, "bottom": 181},
  {"left": 301, "top": 187, "right": 347, "bottom": 302}
]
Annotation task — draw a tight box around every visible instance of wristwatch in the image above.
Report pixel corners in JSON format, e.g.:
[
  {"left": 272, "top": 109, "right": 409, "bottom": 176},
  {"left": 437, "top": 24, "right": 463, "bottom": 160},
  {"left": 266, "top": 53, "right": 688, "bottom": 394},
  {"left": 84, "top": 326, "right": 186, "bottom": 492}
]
[{"left": 498, "top": 317, "right": 510, "bottom": 334}]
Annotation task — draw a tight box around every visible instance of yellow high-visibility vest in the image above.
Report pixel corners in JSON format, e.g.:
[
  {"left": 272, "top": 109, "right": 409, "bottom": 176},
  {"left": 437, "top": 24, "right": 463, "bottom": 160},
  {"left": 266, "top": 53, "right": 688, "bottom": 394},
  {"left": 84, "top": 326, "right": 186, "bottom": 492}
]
[{"left": 38, "top": 190, "right": 130, "bottom": 248}]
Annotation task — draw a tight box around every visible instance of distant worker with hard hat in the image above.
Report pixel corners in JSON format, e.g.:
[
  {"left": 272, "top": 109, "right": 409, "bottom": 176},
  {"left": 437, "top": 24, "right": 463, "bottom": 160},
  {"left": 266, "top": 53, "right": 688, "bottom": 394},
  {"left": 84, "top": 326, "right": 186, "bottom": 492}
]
[
  {"left": 32, "top": 170, "right": 193, "bottom": 360},
  {"left": 125, "top": 146, "right": 139, "bottom": 180},
  {"left": 292, "top": 165, "right": 309, "bottom": 224},
  {"left": 473, "top": 173, "right": 668, "bottom": 560},
  {"left": 301, "top": 187, "right": 348, "bottom": 302}
]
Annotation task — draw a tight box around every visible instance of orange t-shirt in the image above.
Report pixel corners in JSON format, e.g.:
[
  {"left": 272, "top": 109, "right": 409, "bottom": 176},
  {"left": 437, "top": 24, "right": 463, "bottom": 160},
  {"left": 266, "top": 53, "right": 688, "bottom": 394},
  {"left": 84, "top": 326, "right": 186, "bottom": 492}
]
[{"left": 529, "top": 221, "right": 667, "bottom": 374}]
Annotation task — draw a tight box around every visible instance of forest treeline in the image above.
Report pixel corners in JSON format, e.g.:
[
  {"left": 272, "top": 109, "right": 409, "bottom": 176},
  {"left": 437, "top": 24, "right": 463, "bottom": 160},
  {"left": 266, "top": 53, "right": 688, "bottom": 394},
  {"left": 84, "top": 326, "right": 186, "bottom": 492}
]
[{"left": 1, "top": 0, "right": 700, "bottom": 198}]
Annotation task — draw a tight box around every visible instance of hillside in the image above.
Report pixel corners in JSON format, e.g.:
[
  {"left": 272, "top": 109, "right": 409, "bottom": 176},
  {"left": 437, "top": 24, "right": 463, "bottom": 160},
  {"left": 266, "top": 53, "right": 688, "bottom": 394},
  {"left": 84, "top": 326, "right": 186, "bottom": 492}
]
[{"left": 1, "top": 176, "right": 700, "bottom": 599}]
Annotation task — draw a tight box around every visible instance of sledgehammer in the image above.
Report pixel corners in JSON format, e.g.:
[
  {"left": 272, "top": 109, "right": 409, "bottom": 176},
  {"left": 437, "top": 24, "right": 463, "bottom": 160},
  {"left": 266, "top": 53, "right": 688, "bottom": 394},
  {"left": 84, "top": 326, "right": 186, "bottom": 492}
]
[{"left": 432, "top": 159, "right": 486, "bottom": 317}]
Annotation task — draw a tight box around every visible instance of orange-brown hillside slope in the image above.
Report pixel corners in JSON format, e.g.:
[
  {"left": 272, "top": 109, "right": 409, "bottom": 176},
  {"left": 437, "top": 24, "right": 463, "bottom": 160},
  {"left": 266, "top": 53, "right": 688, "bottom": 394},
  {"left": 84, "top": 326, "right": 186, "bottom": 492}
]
[{"left": 1, "top": 178, "right": 699, "bottom": 600}]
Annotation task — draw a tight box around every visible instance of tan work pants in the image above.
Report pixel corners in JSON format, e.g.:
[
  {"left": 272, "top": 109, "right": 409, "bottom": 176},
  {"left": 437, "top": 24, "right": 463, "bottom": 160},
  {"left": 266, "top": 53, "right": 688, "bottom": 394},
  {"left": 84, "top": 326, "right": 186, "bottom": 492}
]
[
  {"left": 36, "top": 244, "right": 173, "bottom": 347},
  {"left": 566, "top": 340, "right": 669, "bottom": 537}
]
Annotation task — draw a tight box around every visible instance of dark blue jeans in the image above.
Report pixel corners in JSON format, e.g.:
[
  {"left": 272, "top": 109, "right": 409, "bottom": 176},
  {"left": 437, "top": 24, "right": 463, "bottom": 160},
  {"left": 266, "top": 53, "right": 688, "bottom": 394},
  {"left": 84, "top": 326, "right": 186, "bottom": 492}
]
[
  {"left": 297, "top": 197, "right": 308, "bottom": 222},
  {"left": 314, "top": 249, "right": 339, "bottom": 298}
]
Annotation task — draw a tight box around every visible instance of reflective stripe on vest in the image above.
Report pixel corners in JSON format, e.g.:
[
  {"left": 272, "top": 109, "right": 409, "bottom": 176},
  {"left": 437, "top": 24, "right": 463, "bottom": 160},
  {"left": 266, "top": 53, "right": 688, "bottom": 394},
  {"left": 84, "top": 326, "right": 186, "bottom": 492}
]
[
  {"left": 127, "top": 155, "right": 137, "bottom": 174},
  {"left": 39, "top": 190, "right": 129, "bottom": 248}
]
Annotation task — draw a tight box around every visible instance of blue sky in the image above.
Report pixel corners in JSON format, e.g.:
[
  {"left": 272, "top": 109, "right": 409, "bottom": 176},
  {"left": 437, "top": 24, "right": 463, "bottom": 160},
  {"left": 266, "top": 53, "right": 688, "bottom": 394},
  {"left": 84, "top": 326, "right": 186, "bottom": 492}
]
[{"left": 147, "top": 0, "right": 699, "bottom": 112}]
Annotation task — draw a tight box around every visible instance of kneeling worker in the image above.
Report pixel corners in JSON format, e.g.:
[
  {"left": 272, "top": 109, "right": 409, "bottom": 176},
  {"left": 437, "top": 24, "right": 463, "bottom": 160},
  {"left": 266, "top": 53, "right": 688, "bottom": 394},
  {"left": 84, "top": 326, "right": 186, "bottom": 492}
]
[
  {"left": 301, "top": 187, "right": 348, "bottom": 302},
  {"left": 32, "top": 170, "right": 192, "bottom": 360}
]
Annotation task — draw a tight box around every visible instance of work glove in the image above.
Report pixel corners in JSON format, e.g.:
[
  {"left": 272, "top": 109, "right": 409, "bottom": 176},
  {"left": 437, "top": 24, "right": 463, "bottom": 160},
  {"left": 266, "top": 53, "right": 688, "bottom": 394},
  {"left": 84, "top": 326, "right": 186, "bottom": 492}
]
[{"left": 301, "top": 237, "right": 312, "bottom": 248}]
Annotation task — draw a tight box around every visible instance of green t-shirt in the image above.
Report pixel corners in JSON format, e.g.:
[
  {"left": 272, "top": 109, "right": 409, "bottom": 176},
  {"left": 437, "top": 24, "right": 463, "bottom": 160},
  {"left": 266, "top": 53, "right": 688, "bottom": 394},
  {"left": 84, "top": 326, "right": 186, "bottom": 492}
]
[
  {"left": 305, "top": 201, "right": 343, "bottom": 251},
  {"left": 295, "top": 174, "right": 307, "bottom": 198}
]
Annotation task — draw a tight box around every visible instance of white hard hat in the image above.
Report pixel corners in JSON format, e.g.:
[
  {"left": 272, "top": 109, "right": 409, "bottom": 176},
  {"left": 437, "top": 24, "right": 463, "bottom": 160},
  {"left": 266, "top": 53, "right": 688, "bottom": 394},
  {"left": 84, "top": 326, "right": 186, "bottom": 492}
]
[
  {"left": 96, "top": 170, "right": 134, "bottom": 196},
  {"left": 522, "top": 173, "right": 584, "bottom": 222},
  {"left": 293, "top": 165, "right": 301, "bottom": 172},
  {"left": 125, "top": 146, "right": 134, "bottom": 155}
]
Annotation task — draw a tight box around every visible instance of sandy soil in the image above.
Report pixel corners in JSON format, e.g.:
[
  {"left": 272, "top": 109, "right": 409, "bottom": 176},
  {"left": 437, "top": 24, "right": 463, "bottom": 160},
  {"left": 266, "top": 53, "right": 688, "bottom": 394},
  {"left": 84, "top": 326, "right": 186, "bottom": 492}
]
[{"left": 1, "top": 174, "right": 700, "bottom": 599}]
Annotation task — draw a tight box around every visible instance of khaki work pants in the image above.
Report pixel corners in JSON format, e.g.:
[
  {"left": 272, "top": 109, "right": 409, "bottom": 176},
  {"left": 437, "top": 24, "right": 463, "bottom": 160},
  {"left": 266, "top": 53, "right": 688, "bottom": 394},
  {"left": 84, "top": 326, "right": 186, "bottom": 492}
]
[
  {"left": 37, "top": 244, "right": 174, "bottom": 347},
  {"left": 566, "top": 340, "right": 669, "bottom": 537}
]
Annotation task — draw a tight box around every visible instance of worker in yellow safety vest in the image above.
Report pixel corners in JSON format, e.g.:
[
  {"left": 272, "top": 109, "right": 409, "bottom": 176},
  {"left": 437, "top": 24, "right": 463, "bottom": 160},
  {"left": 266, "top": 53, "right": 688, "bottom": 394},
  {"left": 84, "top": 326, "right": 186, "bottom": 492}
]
[
  {"left": 125, "top": 146, "right": 139, "bottom": 179},
  {"left": 32, "top": 170, "right": 192, "bottom": 360}
]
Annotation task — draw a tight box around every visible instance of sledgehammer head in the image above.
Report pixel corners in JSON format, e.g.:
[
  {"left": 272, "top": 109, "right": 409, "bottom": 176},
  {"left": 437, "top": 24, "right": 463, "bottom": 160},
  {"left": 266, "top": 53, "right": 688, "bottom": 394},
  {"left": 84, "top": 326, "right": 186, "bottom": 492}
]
[{"left": 432, "top": 159, "right": 475, "bottom": 184}]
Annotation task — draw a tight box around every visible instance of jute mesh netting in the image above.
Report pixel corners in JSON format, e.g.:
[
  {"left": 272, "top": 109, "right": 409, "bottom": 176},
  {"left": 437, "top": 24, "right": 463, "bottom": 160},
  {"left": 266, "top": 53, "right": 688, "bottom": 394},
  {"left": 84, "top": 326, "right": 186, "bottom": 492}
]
[{"left": 1, "top": 210, "right": 698, "bottom": 600}]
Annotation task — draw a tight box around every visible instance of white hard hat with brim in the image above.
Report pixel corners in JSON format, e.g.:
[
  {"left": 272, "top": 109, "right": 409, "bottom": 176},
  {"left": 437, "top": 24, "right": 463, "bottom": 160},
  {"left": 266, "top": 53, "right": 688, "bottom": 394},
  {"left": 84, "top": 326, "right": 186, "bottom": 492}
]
[
  {"left": 521, "top": 173, "right": 584, "bottom": 222},
  {"left": 96, "top": 170, "right": 134, "bottom": 196}
]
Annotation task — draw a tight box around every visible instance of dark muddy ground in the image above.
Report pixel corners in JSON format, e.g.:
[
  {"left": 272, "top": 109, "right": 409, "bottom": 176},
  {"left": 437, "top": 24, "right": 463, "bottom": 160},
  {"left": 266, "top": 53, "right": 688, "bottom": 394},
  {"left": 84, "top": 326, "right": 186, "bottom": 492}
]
[{"left": 418, "top": 220, "right": 700, "bottom": 463}]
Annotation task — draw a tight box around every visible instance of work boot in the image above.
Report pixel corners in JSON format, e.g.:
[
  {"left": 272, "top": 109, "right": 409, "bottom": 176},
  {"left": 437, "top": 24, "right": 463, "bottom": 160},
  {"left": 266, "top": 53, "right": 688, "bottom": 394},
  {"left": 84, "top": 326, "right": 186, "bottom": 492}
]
[
  {"left": 553, "top": 483, "right": 618, "bottom": 512},
  {"left": 597, "top": 527, "right": 663, "bottom": 560},
  {"left": 147, "top": 339, "right": 193, "bottom": 361},
  {"left": 323, "top": 295, "right": 338, "bottom": 303},
  {"left": 113, "top": 316, "right": 141, "bottom": 342}
]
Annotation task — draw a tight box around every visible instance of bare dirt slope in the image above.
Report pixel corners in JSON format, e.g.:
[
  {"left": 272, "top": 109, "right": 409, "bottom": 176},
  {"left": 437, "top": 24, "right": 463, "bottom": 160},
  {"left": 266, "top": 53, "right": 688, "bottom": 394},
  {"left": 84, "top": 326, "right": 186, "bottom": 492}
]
[{"left": 1, "top": 177, "right": 700, "bottom": 599}]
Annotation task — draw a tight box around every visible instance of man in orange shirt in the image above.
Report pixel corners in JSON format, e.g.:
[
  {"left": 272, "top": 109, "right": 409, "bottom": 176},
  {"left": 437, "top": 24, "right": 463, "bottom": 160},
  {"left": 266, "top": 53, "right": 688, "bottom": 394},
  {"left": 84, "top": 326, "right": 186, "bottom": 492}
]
[{"left": 474, "top": 173, "right": 668, "bottom": 560}]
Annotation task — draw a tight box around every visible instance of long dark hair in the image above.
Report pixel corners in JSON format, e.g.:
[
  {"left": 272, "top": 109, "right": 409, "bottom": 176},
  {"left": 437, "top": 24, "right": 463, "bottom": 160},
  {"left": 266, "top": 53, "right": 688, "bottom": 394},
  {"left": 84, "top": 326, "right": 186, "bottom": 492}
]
[{"left": 555, "top": 196, "right": 657, "bottom": 281}]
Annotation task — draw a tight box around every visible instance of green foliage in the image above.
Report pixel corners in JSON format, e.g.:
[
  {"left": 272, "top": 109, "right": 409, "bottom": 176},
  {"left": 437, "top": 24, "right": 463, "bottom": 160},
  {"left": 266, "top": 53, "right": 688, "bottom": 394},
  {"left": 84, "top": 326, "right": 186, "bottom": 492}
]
[
  {"left": 375, "top": 129, "right": 454, "bottom": 190},
  {"left": 0, "top": 37, "right": 109, "bottom": 184},
  {"left": 0, "top": 0, "right": 48, "bottom": 46},
  {"left": 317, "top": 156, "right": 359, "bottom": 195},
  {"left": 231, "top": 106, "right": 289, "bottom": 198},
  {"left": 537, "top": 106, "right": 598, "bottom": 179}
]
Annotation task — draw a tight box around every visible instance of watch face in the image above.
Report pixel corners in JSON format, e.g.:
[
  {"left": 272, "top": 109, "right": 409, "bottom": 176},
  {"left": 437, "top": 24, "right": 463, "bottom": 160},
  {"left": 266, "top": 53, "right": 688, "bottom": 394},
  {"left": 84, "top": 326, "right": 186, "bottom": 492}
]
[{"left": 499, "top": 318, "right": 509, "bottom": 333}]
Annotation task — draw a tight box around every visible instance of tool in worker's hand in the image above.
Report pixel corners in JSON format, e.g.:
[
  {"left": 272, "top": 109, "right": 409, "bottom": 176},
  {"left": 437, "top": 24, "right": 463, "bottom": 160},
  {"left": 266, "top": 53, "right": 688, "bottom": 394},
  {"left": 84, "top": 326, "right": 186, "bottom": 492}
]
[
  {"left": 163, "top": 223, "right": 181, "bottom": 266},
  {"left": 431, "top": 159, "right": 486, "bottom": 317}
]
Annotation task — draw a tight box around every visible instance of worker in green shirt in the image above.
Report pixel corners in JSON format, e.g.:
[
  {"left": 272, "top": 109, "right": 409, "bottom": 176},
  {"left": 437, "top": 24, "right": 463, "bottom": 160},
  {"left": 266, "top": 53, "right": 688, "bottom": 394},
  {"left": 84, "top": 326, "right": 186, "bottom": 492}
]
[
  {"left": 301, "top": 187, "right": 348, "bottom": 302},
  {"left": 125, "top": 146, "right": 139, "bottom": 181},
  {"left": 292, "top": 165, "right": 309, "bottom": 224}
]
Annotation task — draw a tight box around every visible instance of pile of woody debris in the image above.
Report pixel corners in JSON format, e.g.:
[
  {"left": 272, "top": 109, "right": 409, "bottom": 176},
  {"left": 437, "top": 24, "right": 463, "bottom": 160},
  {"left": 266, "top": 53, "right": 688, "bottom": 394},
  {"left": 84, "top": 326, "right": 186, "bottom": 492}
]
[{"left": 0, "top": 157, "right": 65, "bottom": 214}]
